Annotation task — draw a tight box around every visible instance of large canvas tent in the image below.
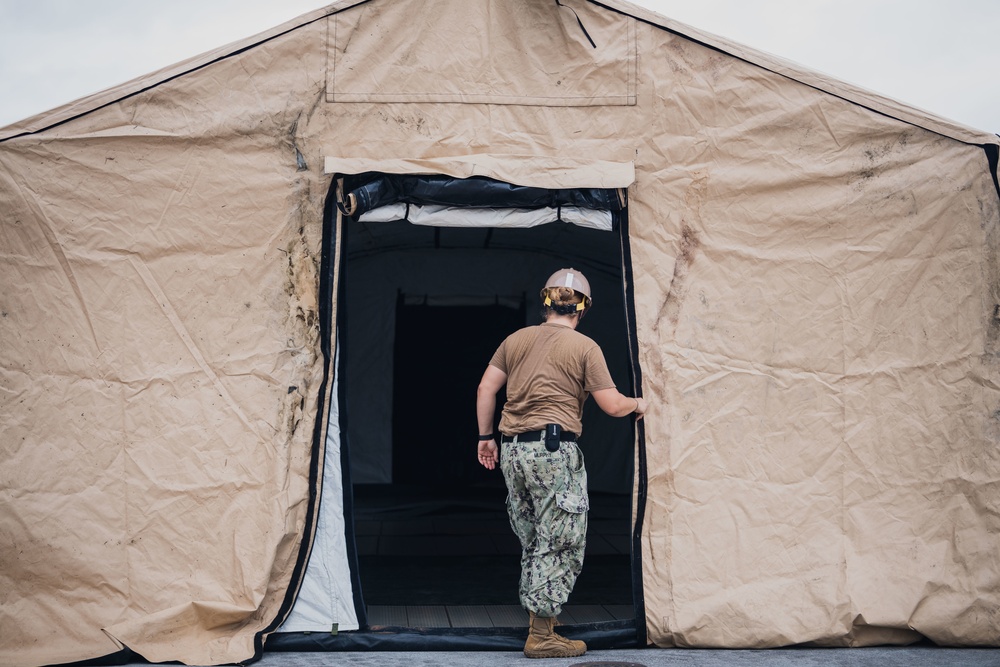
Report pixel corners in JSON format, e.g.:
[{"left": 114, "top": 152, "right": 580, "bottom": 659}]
[{"left": 2, "top": 0, "right": 999, "bottom": 664}]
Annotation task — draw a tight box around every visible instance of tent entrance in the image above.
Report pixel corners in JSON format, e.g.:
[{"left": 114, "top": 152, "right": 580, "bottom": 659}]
[
  {"left": 279, "top": 170, "right": 645, "bottom": 647},
  {"left": 344, "top": 222, "right": 637, "bottom": 630}
]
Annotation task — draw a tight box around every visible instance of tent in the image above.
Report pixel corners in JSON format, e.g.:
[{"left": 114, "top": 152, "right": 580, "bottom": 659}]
[{"left": 1, "top": 0, "right": 998, "bottom": 664}]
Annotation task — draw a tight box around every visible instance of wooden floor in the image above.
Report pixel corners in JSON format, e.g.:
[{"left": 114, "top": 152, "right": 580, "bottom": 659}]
[
  {"left": 354, "top": 486, "right": 636, "bottom": 629},
  {"left": 367, "top": 603, "right": 633, "bottom": 628}
]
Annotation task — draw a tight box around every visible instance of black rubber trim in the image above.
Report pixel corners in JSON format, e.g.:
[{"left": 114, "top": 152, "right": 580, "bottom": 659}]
[
  {"left": 49, "top": 648, "right": 142, "bottom": 667},
  {"left": 983, "top": 142, "right": 1000, "bottom": 203},
  {"left": 616, "top": 203, "right": 648, "bottom": 647},
  {"left": 267, "top": 619, "right": 639, "bottom": 652},
  {"left": 333, "top": 178, "right": 370, "bottom": 629}
]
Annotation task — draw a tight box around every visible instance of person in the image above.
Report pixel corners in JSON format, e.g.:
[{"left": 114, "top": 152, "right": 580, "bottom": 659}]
[{"left": 476, "top": 267, "right": 647, "bottom": 659}]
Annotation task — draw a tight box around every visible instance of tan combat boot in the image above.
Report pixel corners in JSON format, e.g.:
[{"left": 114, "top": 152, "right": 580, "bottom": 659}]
[{"left": 524, "top": 612, "right": 587, "bottom": 659}]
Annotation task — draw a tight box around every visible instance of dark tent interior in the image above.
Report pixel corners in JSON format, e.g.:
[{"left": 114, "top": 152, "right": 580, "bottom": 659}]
[{"left": 340, "top": 213, "right": 639, "bottom": 628}]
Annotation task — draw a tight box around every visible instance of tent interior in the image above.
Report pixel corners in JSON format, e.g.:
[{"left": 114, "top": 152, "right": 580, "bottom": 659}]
[{"left": 334, "top": 189, "right": 641, "bottom": 628}]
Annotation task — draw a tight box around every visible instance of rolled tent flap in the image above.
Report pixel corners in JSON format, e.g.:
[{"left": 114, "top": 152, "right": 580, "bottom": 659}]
[
  {"left": 327, "top": 155, "right": 634, "bottom": 232},
  {"left": 338, "top": 173, "right": 627, "bottom": 218},
  {"left": 357, "top": 203, "right": 614, "bottom": 231}
]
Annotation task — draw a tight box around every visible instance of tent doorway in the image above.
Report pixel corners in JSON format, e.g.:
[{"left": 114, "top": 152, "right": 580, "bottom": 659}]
[
  {"left": 314, "top": 170, "right": 642, "bottom": 636},
  {"left": 342, "top": 218, "right": 637, "bottom": 629}
]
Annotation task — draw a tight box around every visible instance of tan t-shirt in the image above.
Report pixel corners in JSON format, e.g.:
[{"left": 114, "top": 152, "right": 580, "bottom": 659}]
[{"left": 489, "top": 322, "right": 616, "bottom": 436}]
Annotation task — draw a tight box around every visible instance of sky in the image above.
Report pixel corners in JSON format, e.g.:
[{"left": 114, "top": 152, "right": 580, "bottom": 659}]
[{"left": 0, "top": 0, "right": 997, "bottom": 133}]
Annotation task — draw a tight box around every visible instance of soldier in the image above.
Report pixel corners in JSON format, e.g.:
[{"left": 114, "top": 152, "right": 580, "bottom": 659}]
[{"left": 476, "top": 267, "right": 647, "bottom": 659}]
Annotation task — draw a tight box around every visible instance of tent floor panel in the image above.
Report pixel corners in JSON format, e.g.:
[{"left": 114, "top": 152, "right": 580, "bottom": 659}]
[
  {"left": 353, "top": 486, "right": 634, "bottom": 607},
  {"left": 366, "top": 604, "right": 634, "bottom": 628},
  {"left": 358, "top": 553, "right": 631, "bottom": 605}
]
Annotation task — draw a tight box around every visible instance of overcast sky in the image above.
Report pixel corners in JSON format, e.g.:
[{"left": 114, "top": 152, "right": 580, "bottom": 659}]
[{"left": 0, "top": 0, "right": 996, "bottom": 133}]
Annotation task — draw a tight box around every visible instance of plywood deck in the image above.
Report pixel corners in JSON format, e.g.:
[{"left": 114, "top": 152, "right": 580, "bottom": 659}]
[{"left": 353, "top": 486, "right": 636, "bottom": 627}]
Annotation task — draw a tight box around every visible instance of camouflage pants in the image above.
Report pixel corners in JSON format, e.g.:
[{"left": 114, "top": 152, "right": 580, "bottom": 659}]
[{"left": 500, "top": 437, "right": 589, "bottom": 618}]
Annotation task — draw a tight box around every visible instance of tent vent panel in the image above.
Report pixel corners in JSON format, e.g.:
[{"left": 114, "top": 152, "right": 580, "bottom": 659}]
[{"left": 327, "top": 0, "right": 636, "bottom": 106}]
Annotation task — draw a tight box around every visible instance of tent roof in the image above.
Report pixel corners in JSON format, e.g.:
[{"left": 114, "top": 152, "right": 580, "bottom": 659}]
[{"left": 1, "top": 0, "right": 997, "bottom": 147}]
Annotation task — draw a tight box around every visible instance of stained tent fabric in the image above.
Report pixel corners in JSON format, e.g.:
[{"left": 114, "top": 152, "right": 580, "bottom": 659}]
[{"left": 1, "top": 0, "right": 999, "bottom": 666}]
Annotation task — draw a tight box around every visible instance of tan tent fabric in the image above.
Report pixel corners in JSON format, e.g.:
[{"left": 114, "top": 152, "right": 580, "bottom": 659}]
[
  {"left": 327, "top": 0, "right": 636, "bottom": 105},
  {"left": 323, "top": 155, "right": 636, "bottom": 189},
  {"left": 0, "top": 16, "right": 333, "bottom": 665},
  {"left": 597, "top": 0, "right": 996, "bottom": 146},
  {"left": 1, "top": 0, "right": 999, "bottom": 664}
]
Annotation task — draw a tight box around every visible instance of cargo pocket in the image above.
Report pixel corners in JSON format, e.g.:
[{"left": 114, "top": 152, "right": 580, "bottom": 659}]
[
  {"left": 554, "top": 444, "right": 589, "bottom": 514},
  {"left": 555, "top": 489, "right": 589, "bottom": 514},
  {"left": 506, "top": 492, "right": 535, "bottom": 548},
  {"left": 550, "top": 446, "right": 589, "bottom": 551}
]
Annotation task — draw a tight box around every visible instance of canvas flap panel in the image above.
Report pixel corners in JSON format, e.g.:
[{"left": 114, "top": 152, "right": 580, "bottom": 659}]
[
  {"left": 0, "top": 24, "right": 331, "bottom": 665},
  {"left": 327, "top": 0, "right": 636, "bottom": 106},
  {"left": 323, "top": 155, "right": 635, "bottom": 189}
]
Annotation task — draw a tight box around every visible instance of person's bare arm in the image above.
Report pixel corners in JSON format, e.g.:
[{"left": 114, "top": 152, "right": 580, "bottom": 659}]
[
  {"left": 476, "top": 365, "right": 508, "bottom": 470},
  {"left": 591, "top": 387, "right": 647, "bottom": 420}
]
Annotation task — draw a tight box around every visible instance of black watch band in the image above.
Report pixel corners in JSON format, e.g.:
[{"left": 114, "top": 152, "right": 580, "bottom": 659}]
[{"left": 478, "top": 433, "right": 495, "bottom": 441}]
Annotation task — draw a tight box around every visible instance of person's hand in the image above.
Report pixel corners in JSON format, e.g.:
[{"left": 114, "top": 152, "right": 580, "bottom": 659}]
[
  {"left": 634, "top": 397, "right": 648, "bottom": 421},
  {"left": 478, "top": 439, "right": 498, "bottom": 470}
]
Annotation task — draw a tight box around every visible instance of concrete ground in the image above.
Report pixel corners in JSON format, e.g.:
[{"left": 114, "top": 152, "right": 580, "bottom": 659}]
[{"left": 249, "top": 648, "right": 1000, "bottom": 667}]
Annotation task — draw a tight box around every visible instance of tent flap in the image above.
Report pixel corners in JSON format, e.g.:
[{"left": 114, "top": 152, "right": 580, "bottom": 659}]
[
  {"left": 358, "top": 204, "right": 614, "bottom": 231},
  {"left": 339, "top": 173, "right": 626, "bottom": 217},
  {"left": 323, "top": 155, "right": 636, "bottom": 190}
]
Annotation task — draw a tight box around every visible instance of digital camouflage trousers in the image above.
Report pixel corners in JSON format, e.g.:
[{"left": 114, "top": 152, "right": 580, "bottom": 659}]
[{"left": 500, "top": 438, "right": 589, "bottom": 618}]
